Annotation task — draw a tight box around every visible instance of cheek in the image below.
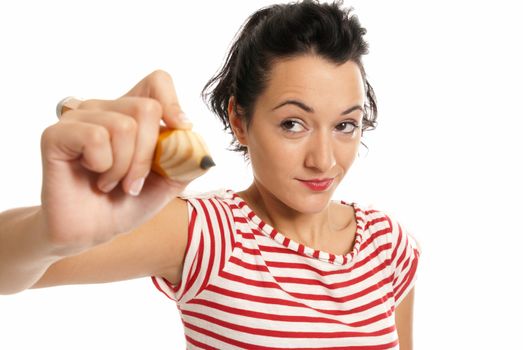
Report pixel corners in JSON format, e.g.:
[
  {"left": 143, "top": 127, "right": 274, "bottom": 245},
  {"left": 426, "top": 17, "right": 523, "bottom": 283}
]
[
  {"left": 249, "top": 132, "right": 301, "bottom": 178},
  {"left": 335, "top": 138, "right": 360, "bottom": 170}
]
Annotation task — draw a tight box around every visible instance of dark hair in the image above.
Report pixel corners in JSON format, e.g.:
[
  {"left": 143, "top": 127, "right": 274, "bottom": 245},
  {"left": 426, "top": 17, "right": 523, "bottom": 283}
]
[{"left": 202, "top": 0, "right": 377, "bottom": 158}]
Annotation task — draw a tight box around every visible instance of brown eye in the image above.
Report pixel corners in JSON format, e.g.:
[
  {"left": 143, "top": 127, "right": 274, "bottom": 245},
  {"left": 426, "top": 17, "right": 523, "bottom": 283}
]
[
  {"left": 280, "top": 120, "right": 305, "bottom": 133},
  {"left": 335, "top": 122, "right": 359, "bottom": 134}
]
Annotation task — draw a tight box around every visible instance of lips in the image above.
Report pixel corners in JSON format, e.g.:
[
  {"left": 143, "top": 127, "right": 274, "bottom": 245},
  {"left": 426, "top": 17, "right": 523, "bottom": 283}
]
[{"left": 297, "top": 178, "right": 334, "bottom": 191}]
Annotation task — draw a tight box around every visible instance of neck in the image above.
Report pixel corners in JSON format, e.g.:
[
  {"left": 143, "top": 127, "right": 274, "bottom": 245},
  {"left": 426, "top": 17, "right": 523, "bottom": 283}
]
[{"left": 238, "top": 181, "right": 339, "bottom": 248}]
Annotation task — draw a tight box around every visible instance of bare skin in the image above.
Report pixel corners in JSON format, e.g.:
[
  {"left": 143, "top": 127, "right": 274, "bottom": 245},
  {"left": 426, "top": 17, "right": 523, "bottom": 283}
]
[
  {"left": 0, "top": 70, "right": 190, "bottom": 293},
  {"left": 0, "top": 57, "right": 414, "bottom": 348}
]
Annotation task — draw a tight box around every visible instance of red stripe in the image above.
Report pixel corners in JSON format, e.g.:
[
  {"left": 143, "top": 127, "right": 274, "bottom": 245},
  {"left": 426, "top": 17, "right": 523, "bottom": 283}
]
[
  {"left": 181, "top": 234, "right": 204, "bottom": 300},
  {"left": 206, "top": 284, "right": 394, "bottom": 316},
  {"left": 259, "top": 245, "right": 302, "bottom": 255},
  {"left": 182, "top": 309, "right": 397, "bottom": 338},
  {"left": 176, "top": 206, "right": 199, "bottom": 298},
  {"left": 214, "top": 273, "right": 395, "bottom": 315},
  {"left": 188, "top": 297, "right": 394, "bottom": 328},
  {"left": 185, "top": 334, "right": 217, "bottom": 349},
  {"left": 196, "top": 199, "right": 217, "bottom": 296},
  {"left": 216, "top": 199, "right": 236, "bottom": 249},
  {"left": 209, "top": 199, "right": 227, "bottom": 272},
  {"left": 265, "top": 260, "right": 352, "bottom": 276},
  {"left": 358, "top": 227, "right": 391, "bottom": 252},
  {"left": 347, "top": 306, "right": 395, "bottom": 327},
  {"left": 234, "top": 216, "right": 249, "bottom": 224},
  {"left": 252, "top": 228, "right": 265, "bottom": 236},
  {"left": 394, "top": 250, "right": 419, "bottom": 303},
  {"left": 151, "top": 277, "right": 175, "bottom": 301},
  {"left": 285, "top": 275, "right": 393, "bottom": 303},
  {"left": 185, "top": 321, "right": 399, "bottom": 350},
  {"left": 298, "top": 244, "right": 305, "bottom": 255},
  {"left": 238, "top": 230, "right": 256, "bottom": 239},
  {"left": 207, "top": 284, "right": 304, "bottom": 308},
  {"left": 220, "top": 270, "right": 280, "bottom": 289},
  {"left": 230, "top": 255, "right": 270, "bottom": 272},
  {"left": 388, "top": 216, "right": 402, "bottom": 265},
  {"left": 182, "top": 310, "right": 396, "bottom": 339},
  {"left": 353, "top": 243, "right": 392, "bottom": 271},
  {"left": 237, "top": 242, "right": 262, "bottom": 256},
  {"left": 273, "top": 260, "right": 389, "bottom": 289},
  {"left": 365, "top": 216, "right": 388, "bottom": 230}
]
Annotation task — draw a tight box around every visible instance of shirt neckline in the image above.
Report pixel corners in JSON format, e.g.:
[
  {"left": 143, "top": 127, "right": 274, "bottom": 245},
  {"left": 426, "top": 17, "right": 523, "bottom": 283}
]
[{"left": 226, "top": 189, "right": 364, "bottom": 266}]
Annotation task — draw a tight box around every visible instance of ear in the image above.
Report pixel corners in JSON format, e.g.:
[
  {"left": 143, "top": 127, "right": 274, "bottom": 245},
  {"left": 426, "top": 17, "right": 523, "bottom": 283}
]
[{"left": 227, "top": 96, "right": 248, "bottom": 146}]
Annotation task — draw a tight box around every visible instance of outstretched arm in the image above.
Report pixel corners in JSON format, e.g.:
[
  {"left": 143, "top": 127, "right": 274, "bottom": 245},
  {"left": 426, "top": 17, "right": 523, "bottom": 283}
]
[{"left": 0, "top": 70, "right": 194, "bottom": 294}]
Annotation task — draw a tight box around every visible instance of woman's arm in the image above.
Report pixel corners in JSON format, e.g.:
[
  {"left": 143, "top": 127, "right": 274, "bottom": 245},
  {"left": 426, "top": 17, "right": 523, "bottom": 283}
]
[
  {"left": 395, "top": 288, "right": 415, "bottom": 350},
  {"left": 0, "top": 197, "right": 188, "bottom": 294},
  {"left": 0, "top": 207, "right": 61, "bottom": 294},
  {"left": 0, "top": 70, "right": 193, "bottom": 295},
  {"left": 32, "top": 196, "right": 188, "bottom": 289}
]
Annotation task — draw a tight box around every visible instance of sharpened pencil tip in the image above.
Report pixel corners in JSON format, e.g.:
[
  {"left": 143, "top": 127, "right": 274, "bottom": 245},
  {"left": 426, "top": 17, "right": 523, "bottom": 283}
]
[{"left": 200, "top": 155, "right": 216, "bottom": 170}]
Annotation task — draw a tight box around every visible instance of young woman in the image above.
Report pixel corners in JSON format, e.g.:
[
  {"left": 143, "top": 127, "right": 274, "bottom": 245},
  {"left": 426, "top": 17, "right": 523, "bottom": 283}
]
[{"left": 0, "top": 1, "right": 419, "bottom": 348}]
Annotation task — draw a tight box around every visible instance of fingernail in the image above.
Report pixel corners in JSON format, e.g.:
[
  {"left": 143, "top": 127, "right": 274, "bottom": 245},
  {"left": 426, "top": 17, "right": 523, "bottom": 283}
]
[
  {"left": 100, "top": 181, "right": 118, "bottom": 193},
  {"left": 129, "top": 177, "right": 145, "bottom": 196},
  {"left": 179, "top": 113, "right": 193, "bottom": 126},
  {"left": 178, "top": 112, "right": 189, "bottom": 122}
]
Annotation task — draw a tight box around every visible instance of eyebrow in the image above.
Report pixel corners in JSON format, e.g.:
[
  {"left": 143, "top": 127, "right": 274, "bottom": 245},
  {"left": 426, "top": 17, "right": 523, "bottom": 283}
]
[{"left": 271, "top": 99, "right": 364, "bottom": 115}]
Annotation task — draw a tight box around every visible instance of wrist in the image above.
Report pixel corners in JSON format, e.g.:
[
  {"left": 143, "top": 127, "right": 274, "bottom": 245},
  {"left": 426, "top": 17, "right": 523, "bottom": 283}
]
[{"left": 32, "top": 207, "right": 88, "bottom": 258}]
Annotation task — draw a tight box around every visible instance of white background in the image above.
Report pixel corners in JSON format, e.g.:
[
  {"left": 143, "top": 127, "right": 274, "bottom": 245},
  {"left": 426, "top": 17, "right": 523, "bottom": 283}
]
[{"left": 1, "top": 0, "right": 522, "bottom": 349}]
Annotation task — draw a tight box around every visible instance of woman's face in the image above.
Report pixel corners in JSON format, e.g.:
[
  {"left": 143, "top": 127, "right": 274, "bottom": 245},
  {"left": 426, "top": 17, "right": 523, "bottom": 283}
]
[{"left": 233, "top": 55, "right": 365, "bottom": 214}]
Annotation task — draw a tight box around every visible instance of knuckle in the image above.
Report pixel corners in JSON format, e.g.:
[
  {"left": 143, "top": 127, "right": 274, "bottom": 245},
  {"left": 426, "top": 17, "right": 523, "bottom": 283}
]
[
  {"left": 40, "top": 124, "right": 58, "bottom": 148},
  {"left": 115, "top": 116, "right": 138, "bottom": 134},
  {"left": 149, "top": 69, "right": 173, "bottom": 84},
  {"left": 86, "top": 126, "right": 109, "bottom": 147},
  {"left": 78, "top": 99, "right": 99, "bottom": 110},
  {"left": 132, "top": 98, "right": 162, "bottom": 121}
]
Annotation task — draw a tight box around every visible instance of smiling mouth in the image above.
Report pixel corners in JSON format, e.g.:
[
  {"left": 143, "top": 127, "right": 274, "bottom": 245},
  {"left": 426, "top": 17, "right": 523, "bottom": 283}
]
[{"left": 297, "top": 178, "right": 334, "bottom": 191}]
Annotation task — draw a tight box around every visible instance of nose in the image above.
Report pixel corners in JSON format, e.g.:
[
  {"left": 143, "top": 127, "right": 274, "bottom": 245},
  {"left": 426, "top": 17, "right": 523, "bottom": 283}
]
[{"left": 304, "top": 130, "right": 336, "bottom": 173}]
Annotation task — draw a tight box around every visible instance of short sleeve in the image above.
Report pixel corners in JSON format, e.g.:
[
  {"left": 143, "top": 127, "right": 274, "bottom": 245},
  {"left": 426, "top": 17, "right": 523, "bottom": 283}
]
[
  {"left": 151, "top": 191, "right": 236, "bottom": 303},
  {"left": 389, "top": 217, "right": 420, "bottom": 307},
  {"left": 151, "top": 198, "right": 199, "bottom": 302}
]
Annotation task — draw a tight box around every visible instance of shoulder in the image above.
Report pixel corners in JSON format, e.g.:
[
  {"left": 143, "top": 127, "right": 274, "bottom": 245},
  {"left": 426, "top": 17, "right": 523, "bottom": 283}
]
[
  {"left": 177, "top": 188, "right": 237, "bottom": 224},
  {"left": 348, "top": 202, "right": 420, "bottom": 253},
  {"left": 339, "top": 201, "right": 396, "bottom": 235},
  {"left": 179, "top": 188, "right": 234, "bottom": 204},
  {"left": 179, "top": 187, "right": 234, "bottom": 205}
]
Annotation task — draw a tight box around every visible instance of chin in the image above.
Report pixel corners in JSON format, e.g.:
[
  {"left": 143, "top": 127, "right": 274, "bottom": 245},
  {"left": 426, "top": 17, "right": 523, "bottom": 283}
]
[{"left": 283, "top": 188, "right": 334, "bottom": 214}]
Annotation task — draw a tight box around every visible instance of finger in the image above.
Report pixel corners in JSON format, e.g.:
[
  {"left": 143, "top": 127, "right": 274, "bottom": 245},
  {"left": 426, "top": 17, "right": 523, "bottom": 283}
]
[
  {"left": 123, "top": 70, "right": 192, "bottom": 129},
  {"left": 41, "top": 120, "right": 113, "bottom": 174},
  {"left": 62, "top": 109, "right": 138, "bottom": 193},
  {"left": 76, "top": 97, "right": 162, "bottom": 195}
]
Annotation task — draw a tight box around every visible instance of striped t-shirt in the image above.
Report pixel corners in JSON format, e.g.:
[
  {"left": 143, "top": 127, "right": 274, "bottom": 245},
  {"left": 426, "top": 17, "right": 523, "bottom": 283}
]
[{"left": 152, "top": 189, "right": 420, "bottom": 349}]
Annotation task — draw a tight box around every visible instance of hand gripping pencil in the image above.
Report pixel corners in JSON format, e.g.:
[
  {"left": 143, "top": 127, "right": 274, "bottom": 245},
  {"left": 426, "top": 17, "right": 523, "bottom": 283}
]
[{"left": 56, "top": 97, "right": 215, "bottom": 182}]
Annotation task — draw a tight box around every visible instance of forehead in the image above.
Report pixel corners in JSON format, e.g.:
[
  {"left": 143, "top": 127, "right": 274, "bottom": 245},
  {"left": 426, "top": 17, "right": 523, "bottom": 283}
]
[{"left": 259, "top": 55, "right": 365, "bottom": 108}]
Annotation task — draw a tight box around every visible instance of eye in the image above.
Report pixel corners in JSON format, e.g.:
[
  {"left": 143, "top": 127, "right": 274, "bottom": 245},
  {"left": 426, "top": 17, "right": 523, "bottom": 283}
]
[
  {"left": 280, "top": 119, "right": 306, "bottom": 133},
  {"left": 335, "top": 121, "right": 359, "bottom": 134}
]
